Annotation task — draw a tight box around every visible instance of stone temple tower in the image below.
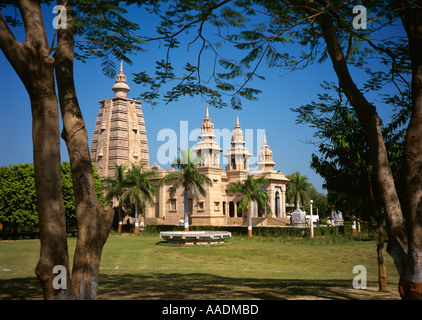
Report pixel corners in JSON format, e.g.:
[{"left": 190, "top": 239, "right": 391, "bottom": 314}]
[
  {"left": 224, "top": 115, "right": 252, "bottom": 172},
  {"left": 193, "top": 106, "right": 222, "bottom": 167},
  {"left": 90, "top": 61, "right": 149, "bottom": 179},
  {"left": 256, "top": 133, "right": 275, "bottom": 171}
]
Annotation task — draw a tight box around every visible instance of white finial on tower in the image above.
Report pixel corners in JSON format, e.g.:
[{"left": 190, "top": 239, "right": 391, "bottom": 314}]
[
  {"left": 205, "top": 105, "right": 209, "bottom": 119},
  {"left": 263, "top": 132, "right": 267, "bottom": 145},
  {"left": 112, "top": 59, "right": 130, "bottom": 98}
]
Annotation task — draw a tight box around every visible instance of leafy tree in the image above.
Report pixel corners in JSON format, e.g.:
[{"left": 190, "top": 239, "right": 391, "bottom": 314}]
[
  {"left": 159, "top": 149, "right": 212, "bottom": 231},
  {"left": 121, "top": 162, "right": 157, "bottom": 233},
  {"left": 61, "top": 162, "right": 105, "bottom": 230},
  {"left": 102, "top": 164, "right": 128, "bottom": 233},
  {"left": 229, "top": 175, "right": 271, "bottom": 238},
  {"left": 286, "top": 172, "right": 312, "bottom": 208},
  {"left": 136, "top": 0, "right": 422, "bottom": 299},
  {"left": 308, "top": 187, "right": 330, "bottom": 219},
  {"left": 0, "top": 164, "right": 38, "bottom": 235},
  {"left": 292, "top": 82, "right": 408, "bottom": 291},
  {"left": 0, "top": 0, "right": 147, "bottom": 299},
  {"left": 0, "top": 162, "right": 104, "bottom": 234}
]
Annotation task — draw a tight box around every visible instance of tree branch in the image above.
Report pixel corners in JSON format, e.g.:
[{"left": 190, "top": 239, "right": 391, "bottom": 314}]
[
  {"left": 17, "top": 0, "right": 49, "bottom": 52},
  {"left": 0, "top": 12, "right": 27, "bottom": 78}
]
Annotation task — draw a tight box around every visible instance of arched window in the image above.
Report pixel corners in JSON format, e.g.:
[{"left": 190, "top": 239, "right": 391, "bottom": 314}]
[
  {"left": 229, "top": 201, "right": 235, "bottom": 217},
  {"left": 237, "top": 201, "right": 242, "bottom": 217},
  {"left": 275, "top": 190, "right": 281, "bottom": 217}
]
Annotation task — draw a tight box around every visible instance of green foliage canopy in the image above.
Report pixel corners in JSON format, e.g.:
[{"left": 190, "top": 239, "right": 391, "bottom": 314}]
[
  {"left": 0, "top": 164, "right": 38, "bottom": 232},
  {"left": 0, "top": 162, "right": 104, "bottom": 232}
]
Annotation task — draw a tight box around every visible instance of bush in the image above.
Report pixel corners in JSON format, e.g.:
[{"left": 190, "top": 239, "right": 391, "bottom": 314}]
[{"left": 144, "top": 224, "right": 377, "bottom": 240}]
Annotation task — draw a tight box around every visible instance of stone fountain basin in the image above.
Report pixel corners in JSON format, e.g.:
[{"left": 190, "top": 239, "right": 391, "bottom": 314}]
[{"left": 160, "top": 231, "right": 231, "bottom": 245}]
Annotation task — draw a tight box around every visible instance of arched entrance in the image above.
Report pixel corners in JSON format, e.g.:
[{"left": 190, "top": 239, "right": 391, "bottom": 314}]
[
  {"left": 229, "top": 201, "right": 235, "bottom": 217},
  {"left": 274, "top": 188, "right": 281, "bottom": 217}
]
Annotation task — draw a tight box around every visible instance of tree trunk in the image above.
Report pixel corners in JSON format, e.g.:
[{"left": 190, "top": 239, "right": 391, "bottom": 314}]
[
  {"left": 31, "top": 75, "right": 74, "bottom": 300},
  {"left": 319, "top": 12, "right": 411, "bottom": 296},
  {"left": 398, "top": 2, "right": 422, "bottom": 300},
  {"left": 368, "top": 172, "right": 387, "bottom": 292},
  {"left": 184, "top": 192, "right": 189, "bottom": 231},
  {"left": 376, "top": 225, "right": 387, "bottom": 292},
  {"left": 247, "top": 200, "right": 253, "bottom": 238},
  {"left": 118, "top": 205, "right": 123, "bottom": 233},
  {"left": 134, "top": 202, "right": 139, "bottom": 233},
  {"left": 54, "top": 2, "right": 113, "bottom": 299},
  {"left": 0, "top": 1, "right": 73, "bottom": 300}
]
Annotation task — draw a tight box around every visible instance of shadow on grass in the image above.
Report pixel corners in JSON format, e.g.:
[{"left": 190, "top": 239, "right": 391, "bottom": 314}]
[
  {"left": 0, "top": 272, "right": 394, "bottom": 300},
  {"left": 0, "top": 277, "right": 43, "bottom": 300},
  {"left": 97, "top": 272, "right": 374, "bottom": 300}
]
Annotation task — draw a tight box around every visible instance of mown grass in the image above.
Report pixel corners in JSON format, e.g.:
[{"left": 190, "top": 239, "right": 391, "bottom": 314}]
[{"left": 0, "top": 233, "right": 400, "bottom": 300}]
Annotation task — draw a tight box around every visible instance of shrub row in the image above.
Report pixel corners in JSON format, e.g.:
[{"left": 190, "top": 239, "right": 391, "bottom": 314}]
[
  {"left": 0, "top": 230, "right": 77, "bottom": 240},
  {"left": 144, "top": 224, "right": 377, "bottom": 240}
]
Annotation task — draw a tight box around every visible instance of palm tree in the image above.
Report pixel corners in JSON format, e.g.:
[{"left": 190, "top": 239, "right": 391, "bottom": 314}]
[
  {"left": 102, "top": 164, "right": 127, "bottom": 233},
  {"left": 159, "top": 148, "right": 212, "bottom": 231},
  {"left": 121, "top": 162, "right": 156, "bottom": 233},
  {"left": 229, "top": 175, "right": 271, "bottom": 238},
  {"left": 286, "top": 171, "right": 312, "bottom": 208}
]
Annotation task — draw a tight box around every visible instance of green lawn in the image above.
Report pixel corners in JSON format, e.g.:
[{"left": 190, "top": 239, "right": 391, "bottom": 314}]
[{"left": 0, "top": 233, "right": 400, "bottom": 300}]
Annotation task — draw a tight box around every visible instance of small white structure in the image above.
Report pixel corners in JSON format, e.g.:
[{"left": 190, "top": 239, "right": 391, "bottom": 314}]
[
  {"left": 291, "top": 201, "right": 306, "bottom": 228},
  {"left": 306, "top": 214, "right": 320, "bottom": 223},
  {"left": 331, "top": 211, "right": 344, "bottom": 226}
]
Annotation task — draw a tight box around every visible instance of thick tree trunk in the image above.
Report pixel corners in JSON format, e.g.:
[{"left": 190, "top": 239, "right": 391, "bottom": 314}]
[
  {"left": 31, "top": 69, "right": 74, "bottom": 300},
  {"left": 54, "top": 2, "right": 113, "bottom": 299},
  {"left": 0, "top": 1, "right": 73, "bottom": 300},
  {"left": 398, "top": 1, "right": 422, "bottom": 300}
]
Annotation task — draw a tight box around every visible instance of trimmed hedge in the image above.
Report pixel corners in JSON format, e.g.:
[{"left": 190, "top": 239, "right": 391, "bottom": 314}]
[
  {"left": 144, "top": 224, "right": 376, "bottom": 239},
  {"left": 0, "top": 229, "right": 77, "bottom": 240}
]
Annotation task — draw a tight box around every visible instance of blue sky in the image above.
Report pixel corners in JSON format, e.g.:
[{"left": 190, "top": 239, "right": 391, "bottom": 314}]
[{"left": 0, "top": 3, "right": 402, "bottom": 194}]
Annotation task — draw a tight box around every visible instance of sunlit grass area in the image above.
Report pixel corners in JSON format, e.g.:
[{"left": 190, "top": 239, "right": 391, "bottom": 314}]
[{"left": 0, "top": 233, "right": 400, "bottom": 299}]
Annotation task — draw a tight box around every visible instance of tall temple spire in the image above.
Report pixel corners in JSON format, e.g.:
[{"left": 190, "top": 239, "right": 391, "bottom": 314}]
[
  {"left": 112, "top": 59, "right": 130, "bottom": 98},
  {"left": 235, "top": 115, "right": 240, "bottom": 128},
  {"left": 257, "top": 131, "right": 275, "bottom": 171},
  {"left": 194, "top": 106, "right": 222, "bottom": 167},
  {"left": 91, "top": 60, "right": 149, "bottom": 179},
  {"left": 224, "top": 115, "right": 252, "bottom": 171}
]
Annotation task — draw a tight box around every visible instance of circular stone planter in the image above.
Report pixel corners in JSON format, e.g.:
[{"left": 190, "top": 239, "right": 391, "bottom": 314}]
[{"left": 159, "top": 231, "right": 232, "bottom": 245}]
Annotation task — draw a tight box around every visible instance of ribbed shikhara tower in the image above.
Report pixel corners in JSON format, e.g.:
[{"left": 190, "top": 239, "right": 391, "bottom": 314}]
[{"left": 90, "top": 61, "right": 149, "bottom": 179}]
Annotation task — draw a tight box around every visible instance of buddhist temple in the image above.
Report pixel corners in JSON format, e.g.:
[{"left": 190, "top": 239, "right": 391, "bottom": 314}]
[{"left": 91, "top": 63, "right": 290, "bottom": 227}]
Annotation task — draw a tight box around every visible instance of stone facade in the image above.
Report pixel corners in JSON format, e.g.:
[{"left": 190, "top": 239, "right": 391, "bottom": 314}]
[
  {"left": 91, "top": 63, "right": 289, "bottom": 226},
  {"left": 145, "top": 107, "right": 290, "bottom": 227}
]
